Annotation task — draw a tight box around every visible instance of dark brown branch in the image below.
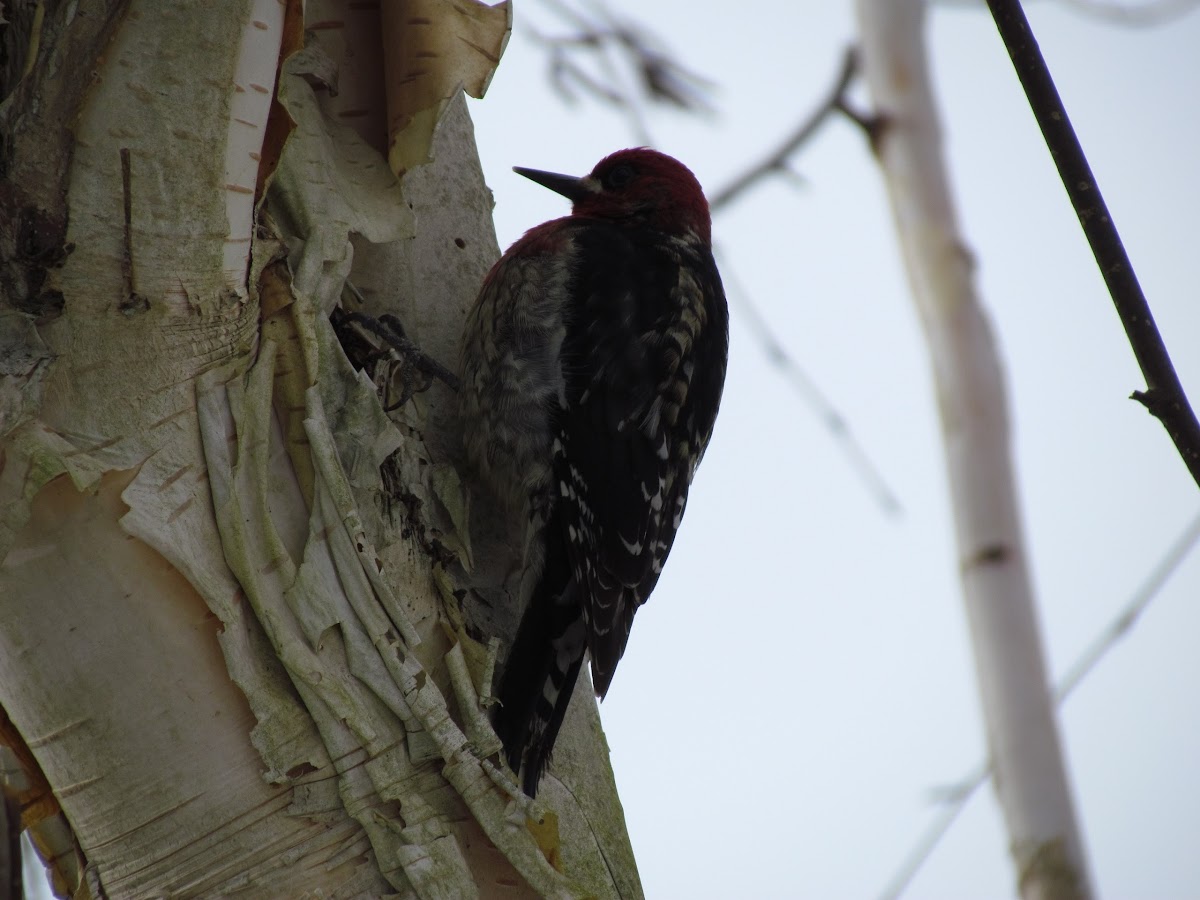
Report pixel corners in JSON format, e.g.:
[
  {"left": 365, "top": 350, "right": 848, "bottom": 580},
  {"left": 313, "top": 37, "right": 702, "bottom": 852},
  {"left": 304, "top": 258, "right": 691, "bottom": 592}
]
[
  {"left": 937, "top": 0, "right": 1200, "bottom": 27},
  {"left": 118, "top": 148, "right": 149, "bottom": 315},
  {"left": 708, "top": 47, "right": 858, "bottom": 213},
  {"left": 985, "top": 0, "right": 1200, "bottom": 488}
]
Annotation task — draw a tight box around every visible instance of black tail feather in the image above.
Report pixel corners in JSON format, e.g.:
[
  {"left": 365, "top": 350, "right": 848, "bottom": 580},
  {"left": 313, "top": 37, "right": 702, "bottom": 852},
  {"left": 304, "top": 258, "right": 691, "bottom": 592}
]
[
  {"left": 493, "top": 518, "right": 587, "bottom": 796},
  {"left": 520, "top": 647, "right": 584, "bottom": 797}
]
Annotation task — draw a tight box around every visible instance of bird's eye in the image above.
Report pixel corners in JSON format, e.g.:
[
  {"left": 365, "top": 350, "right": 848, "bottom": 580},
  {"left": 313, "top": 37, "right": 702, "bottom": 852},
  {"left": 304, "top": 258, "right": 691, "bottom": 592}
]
[{"left": 605, "top": 164, "right": 636, "bottom": 189}]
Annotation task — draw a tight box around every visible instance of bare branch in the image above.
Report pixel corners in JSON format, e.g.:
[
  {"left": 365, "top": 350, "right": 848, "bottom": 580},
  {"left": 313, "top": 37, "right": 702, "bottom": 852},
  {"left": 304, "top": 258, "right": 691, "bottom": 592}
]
[
  {"left": 715, "top": 246, "right": 902, "bottom": 516},
  {"left": 528, "top": 0, "right": 715, "bottom": 126},
  {"left": 937, "top": 0, "right": 1200, "bottom": 27},
  {"left": 877, "top": 509, "right": 1200, "bottom": 900},
  {"left": 986, "top": 0, "right": 1200, "bottom": 488},
  {"left": 709, "top": 48, "right": 858, "bottom": 213},
  {"left": 857, "top": 2, "right": 1092, "bottom": 893}
]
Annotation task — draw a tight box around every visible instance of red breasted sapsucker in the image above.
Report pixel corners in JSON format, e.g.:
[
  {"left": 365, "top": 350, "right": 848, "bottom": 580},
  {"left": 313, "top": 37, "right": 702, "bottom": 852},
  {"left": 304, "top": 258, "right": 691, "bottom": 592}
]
[{"left": 459, "top": 148, "right": 728, "bottom": 796}]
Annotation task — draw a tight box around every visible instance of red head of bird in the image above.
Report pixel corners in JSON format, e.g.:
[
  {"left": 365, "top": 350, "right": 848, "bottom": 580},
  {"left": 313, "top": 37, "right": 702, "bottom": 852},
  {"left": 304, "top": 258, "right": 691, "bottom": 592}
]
[{"left": 514, "top": 147, "right": 712, "bottom": 245}]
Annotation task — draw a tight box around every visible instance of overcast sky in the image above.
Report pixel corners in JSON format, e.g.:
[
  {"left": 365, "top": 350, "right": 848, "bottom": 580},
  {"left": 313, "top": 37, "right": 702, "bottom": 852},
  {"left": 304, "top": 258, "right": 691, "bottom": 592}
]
[{"left": 469, "top": 2, "right": 1200, "bottom": 897}]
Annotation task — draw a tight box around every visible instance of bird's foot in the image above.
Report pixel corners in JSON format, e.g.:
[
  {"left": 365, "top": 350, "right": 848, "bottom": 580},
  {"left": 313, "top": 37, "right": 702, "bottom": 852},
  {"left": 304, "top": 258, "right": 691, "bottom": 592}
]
[{"left": 332, "top": 307, "right": 460, "bottom": 410}]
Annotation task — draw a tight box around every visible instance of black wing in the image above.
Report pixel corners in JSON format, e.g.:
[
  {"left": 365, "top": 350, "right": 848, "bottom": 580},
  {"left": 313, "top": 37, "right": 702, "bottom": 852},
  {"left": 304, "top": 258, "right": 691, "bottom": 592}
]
[{"left": 556, "top": 222, "right": 728, "bottom": 697}]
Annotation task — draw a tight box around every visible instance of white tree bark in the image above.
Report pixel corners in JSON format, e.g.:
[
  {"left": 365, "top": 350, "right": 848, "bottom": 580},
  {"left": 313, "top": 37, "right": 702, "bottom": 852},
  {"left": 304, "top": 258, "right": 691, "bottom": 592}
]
[
  {"left": 0, "top": 2, "right": 639, "bottom": 896},
  {"left": 854, "top": 2, "right": 1092, "bottom": 897}
]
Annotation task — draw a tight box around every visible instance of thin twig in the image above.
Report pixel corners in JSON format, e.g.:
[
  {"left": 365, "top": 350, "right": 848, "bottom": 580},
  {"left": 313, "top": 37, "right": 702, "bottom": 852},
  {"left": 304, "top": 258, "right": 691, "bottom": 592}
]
[
  {"left": 118, "top": 148, "right": 149, "bottom": 315},
  {"left": 530, "top": 0, "right": 714, "bottom": 135},
  {"left": 590, "top": 24, "right": 654, "bottom": 146},
  {"left": 709, "top": 49, "right": 901, "bottom": 515},
  {"left": 715, "top": 245, "right": 902, "bottom": 517},
  {"left": 1052, "top": 516, "right": 1200, "bottom": 702},
  {"left": 985, "top": 0, "right": 1200, "bottom": 487},
  {"left": 120, "top": 147, "right": 135, "bottom": 298},
  {"left": 709, "top": 47, "right": 858, "bottom": 212},
  {"left": 876, "top": 509, "right": 1200, "bottom": 900}
]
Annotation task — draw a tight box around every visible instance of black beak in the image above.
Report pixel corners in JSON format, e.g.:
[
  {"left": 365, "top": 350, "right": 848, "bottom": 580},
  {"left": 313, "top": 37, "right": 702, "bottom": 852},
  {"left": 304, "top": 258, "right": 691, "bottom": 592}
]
[{"left": 513, "top": 166, "right": 591, "bottom": 204}]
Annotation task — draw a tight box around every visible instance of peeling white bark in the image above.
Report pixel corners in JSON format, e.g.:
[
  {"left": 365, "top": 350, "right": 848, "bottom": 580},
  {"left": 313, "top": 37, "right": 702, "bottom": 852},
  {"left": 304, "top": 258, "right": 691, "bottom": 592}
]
[
  {"left": 222, "top": 0, "right": 286, "bottom": 291},
  {"left": 0, "top": 2, "right": 639, "bottom": 897}
]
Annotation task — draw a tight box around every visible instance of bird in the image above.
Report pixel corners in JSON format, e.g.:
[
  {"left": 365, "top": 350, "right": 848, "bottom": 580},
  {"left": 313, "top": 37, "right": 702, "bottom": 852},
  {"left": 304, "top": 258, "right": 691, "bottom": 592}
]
[{"left": 458, "top": 148, "right": 728, "bottom": 796}]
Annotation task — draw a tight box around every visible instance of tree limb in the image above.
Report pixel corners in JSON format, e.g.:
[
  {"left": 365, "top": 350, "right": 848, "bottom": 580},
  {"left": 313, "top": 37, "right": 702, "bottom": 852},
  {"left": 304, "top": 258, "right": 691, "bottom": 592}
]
[
  {"left": 936, "top": 0, "right": 1200, "bottom": 27},
  {"left": 709, "top": 47, "right": 858, "bottom": 212},
  {"left": 985, "top": 0, "right": 1200, "bottom": 488},
  {"left": 877, "top": 508, "right": 1200, "bottom": 900},
  {"left": 856, "top": 2, "right": 1093, "bottom": 895}
]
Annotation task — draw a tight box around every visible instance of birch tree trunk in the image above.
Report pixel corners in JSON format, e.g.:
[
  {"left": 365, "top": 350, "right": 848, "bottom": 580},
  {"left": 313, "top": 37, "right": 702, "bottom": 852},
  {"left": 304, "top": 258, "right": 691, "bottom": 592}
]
[
  {"left": 0, "top": 2, "right": 639, "bottom": 897},
  {"left": 854, "top": 2, "right": 1092, "bottom": 897}
]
